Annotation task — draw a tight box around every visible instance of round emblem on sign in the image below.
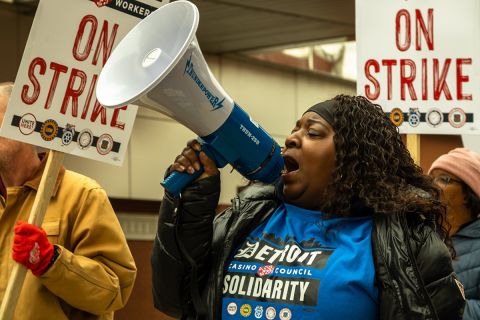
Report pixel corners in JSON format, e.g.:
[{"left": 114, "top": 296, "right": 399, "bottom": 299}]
[
  {"left": 265, "top": 307, "right": 276, "bottom": 320},
  {"left": 240, "top": 304, "right": 252, "bottom": 317},
  {"left": 18, "top": 113, "right": 36, "bottom": 135},
  {"left": 279, "top": 308, "right": 292, "bottom": 320},
  {"left": 62, "top": 130, "right": 74, "bottom": 145},
  {"left": 227, "top": 302, "right": 237, "bottom": 316},
  {"left": 40, "top": 119, "right": 58, "bottom": 141},
  {"left": 94, "top": 0, "right": 112, "bottom": 7},
  {"left": 426, "top": 108, "right": 443, "bottom": 128},
  {"left": 408, "top": 113, "right": 420, "bottom": 127},
  {"left": 96, "top": 133, "right": 114, "bottom": 155},
  {"left": 389, "top": 108, "right": 404, "bottom": 127},
  {"left": 254, "top": 305, "right": 264, "bottom": 319},
  {"left": 61, "top": 124, "right": 76, "bottom": 146},
  {"left": 77, "top": 129, "right": 93, "bottom": 149},
  {"left": 407, "top": 108, "right": 421, "bottom": 127},
  {"left": 448, "top": 108, "right": 466, "bottom": 128}
]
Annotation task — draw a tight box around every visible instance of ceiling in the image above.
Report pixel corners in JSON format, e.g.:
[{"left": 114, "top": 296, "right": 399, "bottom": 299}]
[
  {"left": 190, "top": 0, "right": 356, "bottom": 54},
  {"left": 1, "top": 0, "right": 356, "bottom": 54}
]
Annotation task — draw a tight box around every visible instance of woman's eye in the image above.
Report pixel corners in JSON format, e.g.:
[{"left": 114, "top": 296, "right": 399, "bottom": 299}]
[
  {"left": 307, "top": 130, "right": 320, "bottom": 136},
  {"left": 437, "top": 176, "right": 450, "bottom": 184}
]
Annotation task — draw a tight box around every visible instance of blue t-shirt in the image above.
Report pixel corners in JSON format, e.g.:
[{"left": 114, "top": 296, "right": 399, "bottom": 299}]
[{"left": 221, "top": 203, "right": 378, "bottom": 319}]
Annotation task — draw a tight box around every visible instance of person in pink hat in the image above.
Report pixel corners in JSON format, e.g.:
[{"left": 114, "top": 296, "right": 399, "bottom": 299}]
[{"left": 429, "top": 147, "right": 480, "bottom": 320}]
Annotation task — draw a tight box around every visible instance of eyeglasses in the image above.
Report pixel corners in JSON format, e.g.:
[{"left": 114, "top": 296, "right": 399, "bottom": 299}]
[{"left": 432, "top": 175, "right": 463, "bottom": 188}]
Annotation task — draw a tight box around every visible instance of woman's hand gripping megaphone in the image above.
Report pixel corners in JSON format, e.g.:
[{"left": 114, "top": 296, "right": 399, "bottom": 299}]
[
  {"left": 169, "top": 139, "right": 219, "bottom": 180},
  {"left": 162, "top": 138, "right": 226, "bottom": 195}
]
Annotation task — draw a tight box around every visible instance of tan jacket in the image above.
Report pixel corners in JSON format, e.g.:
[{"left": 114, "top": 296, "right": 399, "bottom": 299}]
[{"left": 0, "top": 157, "right": 137, "bottom": 319}]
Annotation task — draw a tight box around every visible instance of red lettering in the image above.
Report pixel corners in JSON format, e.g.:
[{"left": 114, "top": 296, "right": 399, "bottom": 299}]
[
  {"left": 422, "top": 59, "right": 427, "bottom": 100},
  {"left": 400, "top": 59, "right": 417, "bottom": 100},
  {"left": 92, "top": 21, "right": 119, "bottom": 66},
  {"left": 81, "top": 74, "right": 97, "bottom": 119},
  {"left": 415, "top": 9, "right": 434, "bottom": 51},
  {"left": 433, "top": 58, "right": 452, "bottom": 100},
  {"left": 111, "top": 106, "right": 127, "bottom": 130},
  {"left": 364, "top": 59, "right": 380, "bottom": 100},
  {"left": 18, "top": 58, "right": 129, "bottom": 131},
  {"left": 362, "top": 58, "right": 470, "bottom": 101},
  {"left": 396, "top": 9, "right": 434, "bottom": 52},
  {"left": 395, "top": 9, "right": 411, "bottom": 52},
  {"left": 382, "top": 60, "right": 397, "bottom": 100},
  {"left": 72, "top": 15, "right": 98, "bottom": 62},
  {"left": 60, "top": 68, "right": 87, "bottom": 116},
  {"left": 456, "top": 58, "right": 472, "bottom": 100},
  {"left": 21, "top": 57, "right": 46, "bottom": 105},
  {"left": 44, "top": 62, "right": 68, "bottom": 110},
  {"left": 90, "top": 101, "right": 107, "bottom": 125}
]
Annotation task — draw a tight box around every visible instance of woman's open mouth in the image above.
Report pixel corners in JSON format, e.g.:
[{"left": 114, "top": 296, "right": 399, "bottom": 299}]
[{"left": 282, "top": 155, "right": 299, "bottom": 175}]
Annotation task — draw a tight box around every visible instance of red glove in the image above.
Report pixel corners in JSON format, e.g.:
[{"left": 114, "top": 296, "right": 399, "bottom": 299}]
[{"left": 12, "top": 221, "right": 54, "bottom": 276}]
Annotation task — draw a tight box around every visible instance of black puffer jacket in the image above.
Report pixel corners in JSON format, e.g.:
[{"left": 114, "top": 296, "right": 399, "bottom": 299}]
[{"left": 151, "top": 177, "right": 465, "bottom": 319}]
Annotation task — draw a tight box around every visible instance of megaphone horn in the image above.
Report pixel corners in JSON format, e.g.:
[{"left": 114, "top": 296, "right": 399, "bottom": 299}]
[{"left": 96, "top": 0, "right": 283, "bottom": 196}]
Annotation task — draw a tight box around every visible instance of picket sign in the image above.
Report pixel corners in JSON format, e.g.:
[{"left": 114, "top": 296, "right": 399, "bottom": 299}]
[{"left": 356, "top": 0, "right": 480, "bottom": 167}]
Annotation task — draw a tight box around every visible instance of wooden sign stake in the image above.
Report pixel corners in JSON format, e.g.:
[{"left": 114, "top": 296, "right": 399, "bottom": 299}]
[{"left": 0, "top": 150, "right": 64, "bottom": 320}]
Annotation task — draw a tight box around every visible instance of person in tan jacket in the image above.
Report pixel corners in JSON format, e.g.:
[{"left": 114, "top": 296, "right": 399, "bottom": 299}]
[{"left": 0, "top": 82, "right": 137, "bottom": 319}]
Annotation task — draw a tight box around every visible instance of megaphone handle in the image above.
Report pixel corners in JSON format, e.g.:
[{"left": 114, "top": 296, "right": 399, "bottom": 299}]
[
  {"left": 161, "top": 143, "right": 224, "bottom": 196},
  {"left": 161, "top": 166, "right": 204, "bottom": 196}
]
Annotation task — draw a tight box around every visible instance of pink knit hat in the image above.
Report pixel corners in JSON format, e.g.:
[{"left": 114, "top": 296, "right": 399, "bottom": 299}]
[{"left": 428, "top": 148, "right": 480, "bottom": 197}]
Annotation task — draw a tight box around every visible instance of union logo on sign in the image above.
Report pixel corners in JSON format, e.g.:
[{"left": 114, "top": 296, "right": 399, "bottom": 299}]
[{"left": 94, "top": 0, "right": 112, "bottom": 7}]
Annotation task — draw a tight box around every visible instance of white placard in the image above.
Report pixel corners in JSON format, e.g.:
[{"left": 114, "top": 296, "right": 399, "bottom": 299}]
[
  {"left": 0, "top": 0, "right": 168, "bottom": 165},
  {"left": 356, "top": 0, "right": 480, "bottom": 134}
]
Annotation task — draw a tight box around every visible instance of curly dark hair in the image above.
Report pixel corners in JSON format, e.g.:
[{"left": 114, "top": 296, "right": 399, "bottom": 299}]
[{"left": 319, "top": 95, "right": 450, "bottom": 246}]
